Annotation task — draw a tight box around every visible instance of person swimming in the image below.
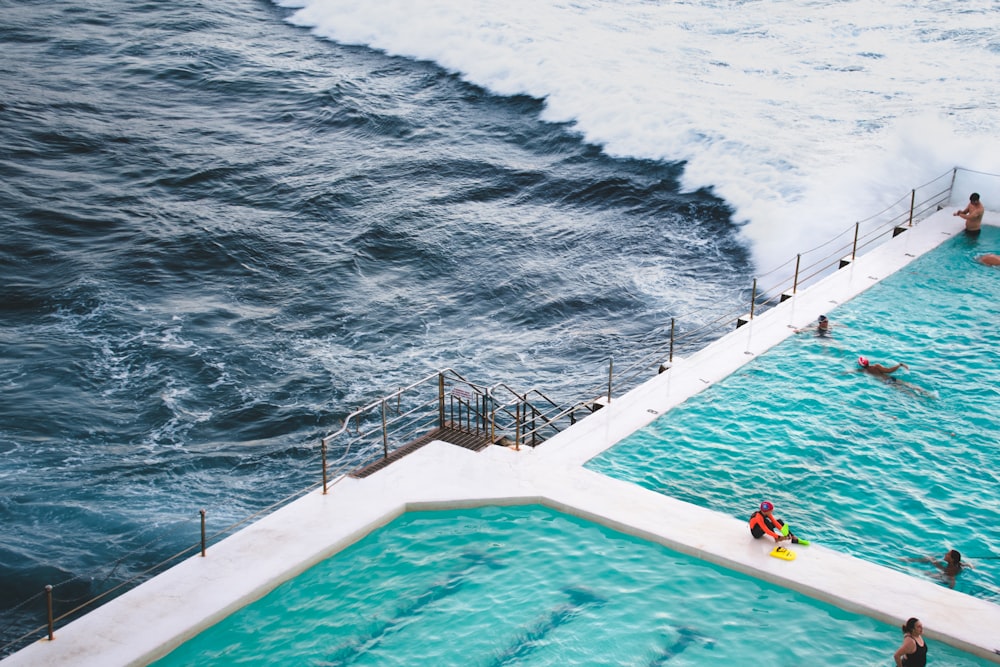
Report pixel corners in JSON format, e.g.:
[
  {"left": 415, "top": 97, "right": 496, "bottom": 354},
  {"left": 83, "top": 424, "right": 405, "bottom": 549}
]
[
  {"left": 857, "top": 356, "right": 907, "bottom": 376},
  {"left": 794, "top": 314, "right": 832, "bottom": 336},
  {"left": 904, "top": 549, "right": 973, "bottom": 589},
  {"left": 857, "top": 356, "right": 932, "bottom": 396}
]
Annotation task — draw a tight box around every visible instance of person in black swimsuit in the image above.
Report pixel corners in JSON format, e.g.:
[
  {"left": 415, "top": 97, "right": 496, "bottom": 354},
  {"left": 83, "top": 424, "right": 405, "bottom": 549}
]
[
  {"left": 893, "top": 617, "right": 928, "bottom": 667},
  {"left": 794, "top": 314, "right": 833, "bottom": 336}
]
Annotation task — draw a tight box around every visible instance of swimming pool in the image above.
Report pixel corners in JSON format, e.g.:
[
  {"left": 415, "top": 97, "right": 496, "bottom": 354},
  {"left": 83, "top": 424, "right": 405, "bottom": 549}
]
[
  {"left": 149, "top": 505, "right": 995, "bottom": 666},
  {"left": 587, "top": 227, "right": 1000, "bottom": 600}
]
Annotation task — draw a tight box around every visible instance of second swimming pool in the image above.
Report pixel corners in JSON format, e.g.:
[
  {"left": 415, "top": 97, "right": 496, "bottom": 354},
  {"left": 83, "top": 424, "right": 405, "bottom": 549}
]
[
  {"left": 588, "top": 228, "right": 1000, "bottom": 600},
  {"left": 150, "top": 505, "right": 995, "bottom": 666}
]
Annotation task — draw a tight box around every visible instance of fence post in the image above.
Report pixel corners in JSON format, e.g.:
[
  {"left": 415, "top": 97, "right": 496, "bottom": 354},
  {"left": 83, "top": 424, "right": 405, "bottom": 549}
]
[
  {"left": 321, "top": 438, "right": 328, "bottom": 494},
  {"left": 749, "top": 279, "right": 757, "bottom": 319},
  {"left": 908, "top": 189, "right": 916, "bottom": 226},
  {"left": 793, "top": 254, "right": 801, "bottom": 294},
  {"left": 381, "top": 400, "right": 389, "bottom": 458},
  {"left": 607, "top": 356, "right": 613, "bottom": 403},
  {"left": 45, "top": 585, "right": 54, "bottom": 641},
  {"left": 669, "top": 318, "right": 675, "bottom": 362},
  {"left": 437, "top": 372, "right": 445, "bottom": 429},
  {"left": 200, "top": 509, "right": 207, "bottom": 557},
  {"left": 514, "top": 402, "right": 522, "bottom": 451}
]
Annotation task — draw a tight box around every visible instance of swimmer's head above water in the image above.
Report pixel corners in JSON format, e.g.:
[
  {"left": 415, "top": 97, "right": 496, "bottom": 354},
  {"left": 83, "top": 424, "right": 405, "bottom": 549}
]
[{"left": 858, "top": 356, "right": 870, "bottom": 368}]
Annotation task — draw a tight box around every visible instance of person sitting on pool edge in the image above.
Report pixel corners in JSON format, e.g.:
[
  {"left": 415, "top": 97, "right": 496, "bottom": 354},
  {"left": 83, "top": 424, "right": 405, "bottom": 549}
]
[{"left": 749, "top": 501, "right": 803, "bottom": 544}]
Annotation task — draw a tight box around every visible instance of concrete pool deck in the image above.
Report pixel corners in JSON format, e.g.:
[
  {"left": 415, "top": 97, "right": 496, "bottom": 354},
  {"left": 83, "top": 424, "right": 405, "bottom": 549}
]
[{"left": 5, "top": 208, "right": 1000, "bottom": 666}]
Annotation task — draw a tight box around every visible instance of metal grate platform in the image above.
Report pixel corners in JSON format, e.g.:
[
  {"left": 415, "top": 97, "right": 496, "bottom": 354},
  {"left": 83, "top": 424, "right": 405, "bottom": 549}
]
[{"left": 349, "top": 425, "right": 494, "bottom": 479}]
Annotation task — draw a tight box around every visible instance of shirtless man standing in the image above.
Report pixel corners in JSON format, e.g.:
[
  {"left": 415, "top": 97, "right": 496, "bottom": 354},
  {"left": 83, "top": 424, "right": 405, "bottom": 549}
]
[{"left": 954, "top": 192, "right": 984, "bottom": 236}]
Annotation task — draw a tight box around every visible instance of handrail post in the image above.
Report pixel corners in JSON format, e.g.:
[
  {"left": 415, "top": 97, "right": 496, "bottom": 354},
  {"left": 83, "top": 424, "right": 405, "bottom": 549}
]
[
  {"left": 514, "top": 402, "right": 522, "bottom": 451},
  {"left": 45, "top": 585, "right": 54, "bottom": 641},
  {"left": 852, "top": 222, "right": 860, "bottom": 259},
  {"left": 793, "top": 254, "right": 801, "bottom": 294},
  {"left": 749, "top": 279, "right": 757, "bottom": 319},
  {"left": 200, "top": 509, "right": 207, "bottom": 557},
  {"left": 669, "top": 318, "right": 675, "bottom": 362},
  {"left": 531, "top": 405, "right": 538, "bottom": 447},
  {"left": 908, "top": 189, "right": 915, "bottom": 226},
  {"left": 606, "top": 356, "right": 613, "bottom": 403},
  {"left": 321, "top": 438, "right": 328, "bottom": 494},
  {"left": 381, "top": 400, "right": 389, "bottom": 459},
  {"left": 437, "top": 372, "right": 445, "bottom": 429}
]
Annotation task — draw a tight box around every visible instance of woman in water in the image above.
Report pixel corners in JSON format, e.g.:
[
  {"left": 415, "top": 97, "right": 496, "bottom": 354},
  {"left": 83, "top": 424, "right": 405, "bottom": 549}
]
[
  {"left": 893, "top": 617, "right": 927, "bottom": 667},
  {"left": 904, "top": 549, "right": 973, "bottom": 588}
]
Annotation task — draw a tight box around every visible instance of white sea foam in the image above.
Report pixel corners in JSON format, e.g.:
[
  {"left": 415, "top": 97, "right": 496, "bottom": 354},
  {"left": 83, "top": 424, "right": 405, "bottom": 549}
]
[{"left": 277, "top": 0, "right": 999, "bottom": 270}]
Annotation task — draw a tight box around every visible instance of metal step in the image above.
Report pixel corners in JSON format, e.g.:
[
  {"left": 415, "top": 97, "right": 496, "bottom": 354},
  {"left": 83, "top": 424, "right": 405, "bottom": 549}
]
[{"left": 349, "top": 425, "right": 494, "bottom": 479}]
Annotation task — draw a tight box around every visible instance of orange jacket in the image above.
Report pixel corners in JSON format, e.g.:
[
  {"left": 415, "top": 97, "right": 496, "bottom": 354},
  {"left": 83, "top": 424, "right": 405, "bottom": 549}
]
[{"left": 749, "top": 511, "right": 784, "bottom": 539}]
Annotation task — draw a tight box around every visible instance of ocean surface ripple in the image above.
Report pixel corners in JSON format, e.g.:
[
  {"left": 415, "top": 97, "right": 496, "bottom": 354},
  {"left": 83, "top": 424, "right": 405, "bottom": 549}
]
[{"left": 0, "top": 0, "right": 753, "bottom": 649}]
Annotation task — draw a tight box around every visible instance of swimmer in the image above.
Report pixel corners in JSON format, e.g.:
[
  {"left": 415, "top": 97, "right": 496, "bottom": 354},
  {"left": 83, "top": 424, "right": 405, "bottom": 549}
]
[
  {"left": 794, "top": 314, "right": 832, "bottom": 336},
  {"left": 748, "top": 501, "right": 803, "bottom": 544},
  {"left": 954, "top": 192, "right": 984, "bottom": 236},
  {"left": 976, "top": 253, "right": 1000, "bottom": 266},
  {"left": 856, "top": 356, "right": 933, "bottom": 397},
  {"left": 904, "top": 549, "right": 973, "bottom": 589},
  {"left": 857, "top": 356, "right": 907, "bottom": 377}
]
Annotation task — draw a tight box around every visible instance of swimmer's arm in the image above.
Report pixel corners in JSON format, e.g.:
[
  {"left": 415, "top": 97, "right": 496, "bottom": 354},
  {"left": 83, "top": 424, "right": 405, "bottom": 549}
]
[{"left": 902, "top": 555, "right": 944, "bottom": 570}]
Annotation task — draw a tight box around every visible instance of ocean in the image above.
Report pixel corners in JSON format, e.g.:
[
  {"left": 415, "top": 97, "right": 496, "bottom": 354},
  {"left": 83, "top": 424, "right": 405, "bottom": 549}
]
[{"left": 1, "top": 0, "right": 997, "bottom": 653}]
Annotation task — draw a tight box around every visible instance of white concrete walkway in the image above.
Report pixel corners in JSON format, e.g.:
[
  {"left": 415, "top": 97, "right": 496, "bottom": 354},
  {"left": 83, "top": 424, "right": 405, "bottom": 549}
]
[{"left": 4, "top": 209, "right": 999, "bottom": 666}]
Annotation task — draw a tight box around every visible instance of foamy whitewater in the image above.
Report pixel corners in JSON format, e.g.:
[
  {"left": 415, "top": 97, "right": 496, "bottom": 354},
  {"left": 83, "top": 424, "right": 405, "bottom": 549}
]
[{"left": 281, "top": 0, "right": 1000, "bottom": 268}]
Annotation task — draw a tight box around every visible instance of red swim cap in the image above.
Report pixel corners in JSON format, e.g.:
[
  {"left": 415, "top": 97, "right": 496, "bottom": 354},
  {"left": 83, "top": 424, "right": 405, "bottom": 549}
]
[{"left": 760, "top": 501, "right": 774, "bottom": 512}]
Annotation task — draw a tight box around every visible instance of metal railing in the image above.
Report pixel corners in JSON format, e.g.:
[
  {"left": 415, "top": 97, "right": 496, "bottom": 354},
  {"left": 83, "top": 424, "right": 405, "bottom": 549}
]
[
  {"left": 317, "top": 370, "right": 596, "bottom": 488},
  {"left": 323, "top": 168, "right": 980, "bottom": 456}
]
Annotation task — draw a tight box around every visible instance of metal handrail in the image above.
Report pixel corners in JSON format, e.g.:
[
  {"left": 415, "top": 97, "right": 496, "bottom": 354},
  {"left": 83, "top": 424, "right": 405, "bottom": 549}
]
[{"left": 316, "top": 172, "right": 964, "bottom": 460}]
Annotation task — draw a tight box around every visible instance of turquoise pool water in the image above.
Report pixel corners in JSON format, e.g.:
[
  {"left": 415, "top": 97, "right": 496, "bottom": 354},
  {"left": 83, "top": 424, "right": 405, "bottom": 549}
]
[
  {"left": 588, "top": 228, "right": 1000, "bottom": 600},
  {"left": 150, "top": 505, "right": 994, "bottom": 666}
]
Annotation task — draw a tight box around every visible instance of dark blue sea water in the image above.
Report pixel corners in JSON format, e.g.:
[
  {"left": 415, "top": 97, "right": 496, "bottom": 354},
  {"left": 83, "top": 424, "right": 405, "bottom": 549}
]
[{"left": 0, "top": 0, "right": 753, "bottom": 650}]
